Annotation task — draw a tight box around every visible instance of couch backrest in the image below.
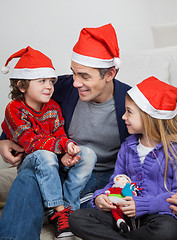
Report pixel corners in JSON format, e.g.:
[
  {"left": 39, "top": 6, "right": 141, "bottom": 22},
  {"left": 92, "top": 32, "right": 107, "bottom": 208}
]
[{"left": 118, "top": 45, "right": 177, "bottom": 87}]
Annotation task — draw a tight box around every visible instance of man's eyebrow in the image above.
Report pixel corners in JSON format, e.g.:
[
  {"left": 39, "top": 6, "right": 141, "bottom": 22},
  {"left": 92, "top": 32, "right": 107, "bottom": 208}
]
[
  {"left": 70, "top": 67, "right": 74, "bottom": 73},
  {"left": 70, "top": 68, "right": 90, "bottom": 76}
]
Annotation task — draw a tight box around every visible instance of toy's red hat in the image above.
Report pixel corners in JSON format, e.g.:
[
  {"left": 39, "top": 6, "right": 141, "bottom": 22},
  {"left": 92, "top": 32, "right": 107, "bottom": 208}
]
[
  {"left": 1, "top": 46, "right": 57, "bottom": 79},
  {"left": 71, "top": 23, "right": 121, "bottom": 69},
  {"left": 127, "top": 76, "right": 177, "bottom": 119}
]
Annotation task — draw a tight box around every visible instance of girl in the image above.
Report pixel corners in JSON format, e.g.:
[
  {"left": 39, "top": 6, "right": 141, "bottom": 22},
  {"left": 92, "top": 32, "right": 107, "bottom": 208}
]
[{"left": 69, "top": 76, "right": 177, "bottom": 240}]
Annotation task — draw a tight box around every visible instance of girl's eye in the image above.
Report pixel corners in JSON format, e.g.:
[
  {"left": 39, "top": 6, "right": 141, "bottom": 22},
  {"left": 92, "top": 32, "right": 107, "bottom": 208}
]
[{"left": 127, "top": 109, "right": 132, "bottom": 114}]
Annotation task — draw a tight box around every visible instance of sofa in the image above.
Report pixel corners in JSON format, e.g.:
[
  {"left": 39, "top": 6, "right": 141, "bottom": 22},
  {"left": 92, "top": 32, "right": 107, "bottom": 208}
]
[{"left": 0, "top": 45, "right": 177, "bottom": 239}]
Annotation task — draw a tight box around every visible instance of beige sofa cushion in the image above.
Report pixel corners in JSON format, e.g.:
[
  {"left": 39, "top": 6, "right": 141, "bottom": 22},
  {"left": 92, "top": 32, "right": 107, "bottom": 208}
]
[{"left": 0, "top": 167, "right": 17, "bottom": 207}]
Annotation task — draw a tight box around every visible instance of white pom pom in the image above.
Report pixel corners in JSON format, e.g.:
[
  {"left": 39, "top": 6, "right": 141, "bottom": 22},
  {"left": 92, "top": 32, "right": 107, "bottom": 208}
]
[
  {"left": 1, "top": 65, "right": 10, "bottom": 74},
  {"left": 113, "top": 57, "right": 121, "bottom": 69}
]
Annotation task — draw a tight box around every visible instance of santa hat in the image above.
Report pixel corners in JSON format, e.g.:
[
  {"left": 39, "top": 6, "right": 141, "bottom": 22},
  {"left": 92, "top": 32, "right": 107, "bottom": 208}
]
[
  {"left": 71, "top": 23, "right": 121, "bottom": 69},
  {"left": 127, "top": 76, "right": 177, "bottom": 119},
  {"left": 1, "top": 46, "right": 57, "bottom": 79}
]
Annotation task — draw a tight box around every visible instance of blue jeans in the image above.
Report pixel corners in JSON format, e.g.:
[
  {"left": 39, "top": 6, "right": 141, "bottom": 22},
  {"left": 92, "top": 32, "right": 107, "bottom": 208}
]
[
  {"left": 17, "top": 147, "right": 96, "bottom": 210},
  {"left": 0, "top": 149, "right": 113, "bottom": 240},
  {"left": 0, "top": 169, "right": 44, "bottom": 240},
  {"left": 80, "top": 169, "right": 114, "bottom": 208}
]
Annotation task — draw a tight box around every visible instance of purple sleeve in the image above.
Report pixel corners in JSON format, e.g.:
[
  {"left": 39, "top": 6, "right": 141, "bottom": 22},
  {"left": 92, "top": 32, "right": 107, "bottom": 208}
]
[
  {"left": 134, "top": 162, "right": 177, "bottom": 219},
  {"left": 134, "top": 192, "right": 177, "bottom": 219}
]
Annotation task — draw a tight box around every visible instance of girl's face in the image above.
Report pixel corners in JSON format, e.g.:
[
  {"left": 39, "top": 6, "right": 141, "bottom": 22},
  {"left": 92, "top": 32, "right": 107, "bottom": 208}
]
[
  {"left": 18, "top": 78, "right": 56, "bottom": 111},
  {"left": 122, "top": 96, "right": 144, "bottom": 135}
]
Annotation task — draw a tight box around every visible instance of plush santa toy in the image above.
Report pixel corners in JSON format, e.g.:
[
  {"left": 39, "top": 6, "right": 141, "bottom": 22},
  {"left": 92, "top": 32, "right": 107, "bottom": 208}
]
[{"left": 105, "top": 174, "right": 141, "bottom": 233}]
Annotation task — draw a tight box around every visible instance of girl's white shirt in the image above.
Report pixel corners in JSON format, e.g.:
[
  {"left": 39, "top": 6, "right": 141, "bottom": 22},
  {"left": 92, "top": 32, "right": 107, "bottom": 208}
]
[{"left": 137, "top": 138, "right": 154, "bottom": 164}]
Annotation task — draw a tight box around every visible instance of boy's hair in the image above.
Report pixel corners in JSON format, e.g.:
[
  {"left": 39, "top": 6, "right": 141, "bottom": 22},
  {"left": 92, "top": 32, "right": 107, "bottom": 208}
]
[
  {"left": 9, "top": 79, "right": 30, "bottom": 100},
  {"left": 127, "top": 94, "right": 177, "bottom": 191},
  {"left": 97, "top": 67, "right": 119, "bottom": 79}
]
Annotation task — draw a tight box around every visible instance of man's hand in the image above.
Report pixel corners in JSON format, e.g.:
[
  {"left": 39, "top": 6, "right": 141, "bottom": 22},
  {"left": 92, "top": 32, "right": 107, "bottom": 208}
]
[
  {"left": 95, "top": 194, "right": 117, "bottom": 211},
  {"left": 167, "top": 193, "right": 177, "bottom": 215},
  {"left": 0, "top": 140, "right": 24, "bottom": 166}
]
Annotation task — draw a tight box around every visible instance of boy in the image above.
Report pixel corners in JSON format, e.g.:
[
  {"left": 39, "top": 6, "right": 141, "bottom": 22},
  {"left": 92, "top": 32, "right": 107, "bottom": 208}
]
[{"left": 1, "top": 46, "right": 95, "bottom": 238}]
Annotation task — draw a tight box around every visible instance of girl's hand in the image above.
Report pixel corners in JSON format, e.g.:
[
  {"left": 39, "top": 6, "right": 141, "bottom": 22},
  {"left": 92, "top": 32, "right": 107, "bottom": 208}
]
[
  {"left": 167, "top": 193, "right": 177, "bottom": 215},
  {"left": 67, "top": 142, "right": 81, "bottom": 156},
  {"left": 95, "top": 194, "right": 117, "bottom": 211},
  {"left": 118, "top": 196, "right": 136, "bottom": 217},
  {"left": 61, "top": 153, "right": 81, "bottom": 167}
]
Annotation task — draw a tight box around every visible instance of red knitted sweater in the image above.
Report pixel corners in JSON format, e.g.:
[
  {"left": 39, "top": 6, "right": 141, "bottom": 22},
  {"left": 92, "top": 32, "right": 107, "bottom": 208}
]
[{"left": 1, "top": 99, "right": 73, "bottom": 155}]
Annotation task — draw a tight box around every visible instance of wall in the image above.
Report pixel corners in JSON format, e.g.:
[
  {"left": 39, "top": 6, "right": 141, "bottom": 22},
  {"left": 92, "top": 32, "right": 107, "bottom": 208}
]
[{"left": 0, "top": 0, "right": 177, "bottom": 168}]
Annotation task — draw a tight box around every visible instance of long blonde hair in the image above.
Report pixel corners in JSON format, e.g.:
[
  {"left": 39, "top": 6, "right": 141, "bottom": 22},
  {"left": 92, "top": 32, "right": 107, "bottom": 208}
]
[{"left": 127, "top": 94, "right": 177, "bottom": 191}]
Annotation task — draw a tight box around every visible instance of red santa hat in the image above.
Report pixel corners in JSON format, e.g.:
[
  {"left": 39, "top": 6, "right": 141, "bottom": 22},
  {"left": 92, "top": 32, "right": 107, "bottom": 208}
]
[
  {"left": 71, "top": 23, "right": 121, "bottom": 69},
  {"left": 127, "top": 76, "right": 177, "bottom": 119},
  {"left": 1, "top": 46, "right": 57, "bottom": 79}
]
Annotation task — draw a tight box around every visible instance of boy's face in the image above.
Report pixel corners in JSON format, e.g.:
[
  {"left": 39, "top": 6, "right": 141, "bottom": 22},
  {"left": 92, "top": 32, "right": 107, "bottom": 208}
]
[
  {"left": 19, "top": 78, "right": 56, "bottom": 111},
  {"left": 70, "top": 61, "right": 114, "bottom": 103}
]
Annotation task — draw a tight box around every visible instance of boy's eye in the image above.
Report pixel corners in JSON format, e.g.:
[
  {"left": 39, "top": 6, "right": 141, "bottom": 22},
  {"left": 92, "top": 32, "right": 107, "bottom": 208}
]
[
  {"left": 50, "top": 79, "right": 57, "bottom": 85},
  {"left": 39, "top": 79, "right": 45, "bottom": 83}
]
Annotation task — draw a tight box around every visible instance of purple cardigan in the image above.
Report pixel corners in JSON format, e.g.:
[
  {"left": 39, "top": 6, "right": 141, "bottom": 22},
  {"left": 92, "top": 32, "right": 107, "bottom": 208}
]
[{"left": 92, "top": 134, "right": 177, "bottom": 219}]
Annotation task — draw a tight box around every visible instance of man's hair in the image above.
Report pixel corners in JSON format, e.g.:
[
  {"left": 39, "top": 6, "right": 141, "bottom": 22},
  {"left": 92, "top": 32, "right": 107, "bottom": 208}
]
[
  {"left": 9, "top": 79, "right": 30, "bottom": 100},
  {"left": 97, "top": 67, "right": 119, "bottom": 79},
  {"left": 127, "top": 94, "right": 177, "bottom": 191}
]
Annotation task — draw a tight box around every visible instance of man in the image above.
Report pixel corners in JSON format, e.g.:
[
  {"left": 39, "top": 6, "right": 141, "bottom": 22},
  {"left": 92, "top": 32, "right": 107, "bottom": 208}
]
[{"left": 0, "top": 23, "right": 175, "bottom": 240}]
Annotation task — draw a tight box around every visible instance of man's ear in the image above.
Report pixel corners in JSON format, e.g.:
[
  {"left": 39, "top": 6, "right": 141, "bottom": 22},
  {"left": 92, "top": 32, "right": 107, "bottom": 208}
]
[
  {"left": 17, "top": 80, "right": 25, "bottom": 93},
  {"left": 105, "top": 67, "right": 116, "bottom": 82}
]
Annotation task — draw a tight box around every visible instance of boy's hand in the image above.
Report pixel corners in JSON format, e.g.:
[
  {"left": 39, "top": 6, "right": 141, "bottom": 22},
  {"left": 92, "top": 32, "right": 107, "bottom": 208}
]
[
  {"left": 95, "top": 194, "right": 117, "bottom": 211},
  {"left": 118, "top": 196, "right": 136, "bottom": 217},
  {"left": 67, "top": 142, "right": 81, "bottom": 156},
  {"left": 61, "top": 152, "right": 81, "bottom": 167}
]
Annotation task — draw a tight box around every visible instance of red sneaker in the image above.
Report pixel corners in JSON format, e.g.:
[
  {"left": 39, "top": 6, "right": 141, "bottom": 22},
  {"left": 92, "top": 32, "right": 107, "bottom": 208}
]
[{"left": 50, "top": 207, "right": 74, "bottom": 239}]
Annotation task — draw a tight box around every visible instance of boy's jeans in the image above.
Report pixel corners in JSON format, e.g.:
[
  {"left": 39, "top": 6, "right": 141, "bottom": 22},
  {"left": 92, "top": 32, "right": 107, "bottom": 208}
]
[
  {"left": 0, "top": 147, "right": 113, "bottom": 240},
  {"left": 17, "top": 146, "right": 97, "bottom": 210}
]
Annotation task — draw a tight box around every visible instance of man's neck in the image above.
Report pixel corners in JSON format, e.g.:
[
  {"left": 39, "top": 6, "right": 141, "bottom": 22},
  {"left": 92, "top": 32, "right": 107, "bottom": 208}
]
[{"left": 91, "top": 80, "right": 114, "bottom": 103}]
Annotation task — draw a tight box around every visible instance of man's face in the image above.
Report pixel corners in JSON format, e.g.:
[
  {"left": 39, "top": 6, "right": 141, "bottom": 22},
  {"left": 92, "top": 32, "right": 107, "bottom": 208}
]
[{"left": 71, "top": 61, "right": 113, "bottom": 103}]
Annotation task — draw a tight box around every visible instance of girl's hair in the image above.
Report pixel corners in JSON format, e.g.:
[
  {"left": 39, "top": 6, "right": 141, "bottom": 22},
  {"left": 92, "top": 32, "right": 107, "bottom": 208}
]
[
  {"left": 9, "top": 79, "right": 30, "bottom": 100},
  {"left": 126, "top": 94, "right": 177, "bottom": 191}
]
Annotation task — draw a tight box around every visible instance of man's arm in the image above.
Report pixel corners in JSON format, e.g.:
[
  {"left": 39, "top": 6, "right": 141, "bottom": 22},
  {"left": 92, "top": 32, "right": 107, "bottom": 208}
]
[{"left": 0, "top": 140, "right": 24, "bottom": 166}]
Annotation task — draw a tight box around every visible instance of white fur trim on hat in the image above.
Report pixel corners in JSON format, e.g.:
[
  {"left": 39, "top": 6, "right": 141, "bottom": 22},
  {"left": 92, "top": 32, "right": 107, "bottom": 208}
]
[
  {"left": 113, "top": 57, "right": 121, "bottom": 69},
  {"left": 128, "top": 86, "right": 177, "bottom": 119},
  {"left": 71, "top": 51, "right": 120, "bottom": 69},
  {"left": 10, "top": 68, "right": 57, "bottom": 79},
  {"left": 1, "top": 66, "right": 10, "bottom": 74}
]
